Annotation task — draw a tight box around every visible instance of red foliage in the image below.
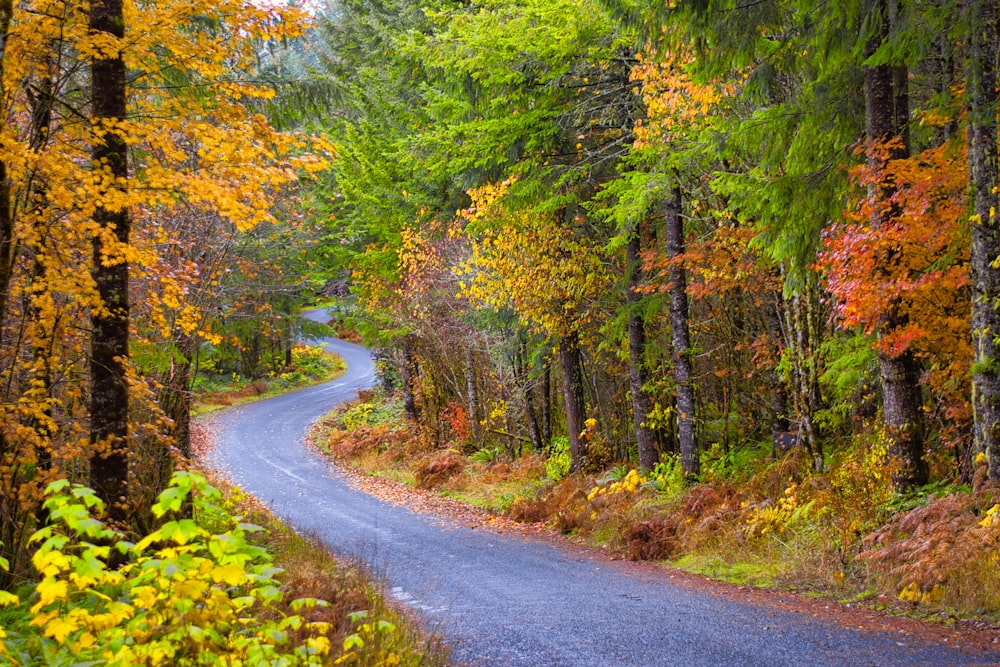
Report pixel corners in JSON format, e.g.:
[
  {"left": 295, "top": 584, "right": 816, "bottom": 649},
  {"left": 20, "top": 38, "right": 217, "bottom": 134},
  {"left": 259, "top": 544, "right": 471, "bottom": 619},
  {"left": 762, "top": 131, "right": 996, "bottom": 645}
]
[{"left": 820, "top": 138, "right": 972, "bottom": 444}]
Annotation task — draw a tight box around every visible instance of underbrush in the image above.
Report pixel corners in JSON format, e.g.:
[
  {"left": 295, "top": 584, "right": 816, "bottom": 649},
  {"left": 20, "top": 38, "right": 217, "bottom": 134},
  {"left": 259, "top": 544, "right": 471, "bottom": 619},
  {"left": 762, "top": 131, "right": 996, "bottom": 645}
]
[
  {"left": 312, "top": 394, "right": 549, "bottom": 514},
  {"left": 311, "top": 393, "right": 1000, "bottom": 621},
  {"left": 193, "top": 346, "right": 346, "bottom": 414},
  {"left": 0, "top": 471, "right": 444, "bottom": 666}
]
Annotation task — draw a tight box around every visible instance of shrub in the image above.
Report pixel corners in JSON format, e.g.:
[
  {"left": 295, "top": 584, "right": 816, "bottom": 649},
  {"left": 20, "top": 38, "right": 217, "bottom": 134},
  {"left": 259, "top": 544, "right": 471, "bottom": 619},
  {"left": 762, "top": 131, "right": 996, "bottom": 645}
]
[
  {"left": 414, "top": 453, "right": 465, "bottom": 489},
  {"left": 546, "top": 436, "right": 571, "bottom": 481},
  {"left": 0, "top": 472, "right": 335, "bottom": 666}
]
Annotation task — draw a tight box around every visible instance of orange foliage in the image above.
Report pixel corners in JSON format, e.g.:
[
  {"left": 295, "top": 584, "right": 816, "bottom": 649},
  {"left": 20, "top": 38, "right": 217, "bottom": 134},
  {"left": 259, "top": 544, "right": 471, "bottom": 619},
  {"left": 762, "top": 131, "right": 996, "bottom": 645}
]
[{"left": 821, "top": 137, "right": 972, "bottom": 440}]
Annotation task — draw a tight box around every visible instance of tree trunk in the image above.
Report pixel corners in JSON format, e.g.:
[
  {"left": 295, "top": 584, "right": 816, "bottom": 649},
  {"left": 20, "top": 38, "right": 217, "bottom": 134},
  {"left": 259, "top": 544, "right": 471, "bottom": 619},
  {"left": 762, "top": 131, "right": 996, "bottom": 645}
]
[
  {"left": 666, "top": 184, "right": 698, "bottom": 478},
  {"left": 517, "top": 334, "right": 543, "bottom": 451},
  {"left": 540, "top": 358, "right": 552, "bottom": 450},
  {"left": 160, "top": 335, "right": 196, "bottom": 459},
  {"left": 764, "top": 288, "right": 790, "bottom": 439},
  {"left": 864, "top": 0, "right": 927, "bottom": 490},
  {"left": 89, "top": 0, "right": 131, "bottom": 524},
  {"left": 465, "top": 346, "right": 480, "bottom": 443},
  {"left": 627, "top": 223, "right": 658, "bottom": 470},
  {"left": 560, "top": 329, "right": 586, "bottom": 471},
  {"left": 0, "top": 0, "right": 13, "bottom": 345},
  {"left": 968, "top": 0, "right": 1000, "bottom": 482},
  {"left": 401, "top": 335, "right": 420, "bottom": 422},
  {"left": 785, "top": 290, "right": 824, "bottom": 472}
]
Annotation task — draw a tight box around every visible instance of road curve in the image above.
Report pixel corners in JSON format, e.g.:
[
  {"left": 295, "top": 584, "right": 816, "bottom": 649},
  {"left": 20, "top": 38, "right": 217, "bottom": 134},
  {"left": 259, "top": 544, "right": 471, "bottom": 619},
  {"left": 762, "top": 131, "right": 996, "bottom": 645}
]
[{"left": 206, "top": 313, "right": 1000, "bottom": 666}]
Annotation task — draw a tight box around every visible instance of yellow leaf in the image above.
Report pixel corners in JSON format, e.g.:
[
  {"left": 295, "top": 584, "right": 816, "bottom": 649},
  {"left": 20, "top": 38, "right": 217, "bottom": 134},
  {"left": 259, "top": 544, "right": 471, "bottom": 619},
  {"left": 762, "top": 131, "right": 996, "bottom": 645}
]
[
  {"left": 43, "top": 616, "right": 79, "bottom": 643},
  {"left": 211, "top": 562, "right": 247, "bottom": 586},
  {"left": 36, "top": 578, "right": 69, "bottom": 606}
]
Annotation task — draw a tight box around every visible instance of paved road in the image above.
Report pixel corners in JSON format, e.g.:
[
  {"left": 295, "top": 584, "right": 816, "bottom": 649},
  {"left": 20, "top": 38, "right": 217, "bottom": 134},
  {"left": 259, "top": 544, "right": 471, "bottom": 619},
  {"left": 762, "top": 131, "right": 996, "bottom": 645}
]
[{"left": 207, "top": 312, "right": 1000, "bottom": 666}]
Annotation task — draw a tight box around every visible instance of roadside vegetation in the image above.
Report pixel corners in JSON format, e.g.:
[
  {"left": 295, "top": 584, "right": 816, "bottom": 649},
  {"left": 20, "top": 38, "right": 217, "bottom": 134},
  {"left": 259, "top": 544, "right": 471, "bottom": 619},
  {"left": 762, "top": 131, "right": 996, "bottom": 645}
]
[
  {"left": 0, "top": 469, "right": 445, "bottom": 666},
  {"left": 313, "top": 390, "right": 1000, "bottom": 626},
  {"left": 193, "top": 344, "right": 347, "bottom": 415}
]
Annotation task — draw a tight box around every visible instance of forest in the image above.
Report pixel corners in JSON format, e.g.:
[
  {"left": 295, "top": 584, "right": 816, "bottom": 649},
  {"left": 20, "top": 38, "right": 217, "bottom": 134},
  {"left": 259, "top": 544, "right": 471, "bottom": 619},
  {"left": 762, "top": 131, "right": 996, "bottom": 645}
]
[{"left": 1, "top": 0, "right": 1000, "bottom": 662}]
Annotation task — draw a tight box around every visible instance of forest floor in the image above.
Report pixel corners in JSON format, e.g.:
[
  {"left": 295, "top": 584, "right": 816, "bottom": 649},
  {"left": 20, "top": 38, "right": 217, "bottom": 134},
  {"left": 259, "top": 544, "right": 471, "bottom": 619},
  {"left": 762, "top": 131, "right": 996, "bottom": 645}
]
[
  {"left": 312, "top": 447, "right": 1000, "bottom": 656},
  {"left": 308, "top": 391, "right": 1000, "bottom": 641}
]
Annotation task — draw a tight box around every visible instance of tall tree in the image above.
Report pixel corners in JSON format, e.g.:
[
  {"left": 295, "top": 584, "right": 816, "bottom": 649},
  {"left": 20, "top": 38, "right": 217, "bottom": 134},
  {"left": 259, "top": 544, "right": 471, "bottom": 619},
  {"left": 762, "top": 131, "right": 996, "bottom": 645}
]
[
  {"left": 967, "top": 0, "right": 1000, "bottom": 481},
  {"left": 666, "top": 183, "right": 698, "bottom": 477},
  {"left": 88, "top": 0, "right": 131, "bottom": 522},
  {"left": 627, "top": 221, "right": 657, "bottom": 469},
  {"left": 864, "top": 0, "right": 928, "bottom": 490}
]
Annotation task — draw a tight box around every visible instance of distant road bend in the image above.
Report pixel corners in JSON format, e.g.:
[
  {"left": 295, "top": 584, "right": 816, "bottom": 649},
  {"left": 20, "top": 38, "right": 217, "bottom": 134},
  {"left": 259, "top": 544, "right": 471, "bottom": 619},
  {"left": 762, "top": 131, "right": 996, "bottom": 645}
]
[{"left": 207, "top": 310, "right": 1000, "bottom": 666}]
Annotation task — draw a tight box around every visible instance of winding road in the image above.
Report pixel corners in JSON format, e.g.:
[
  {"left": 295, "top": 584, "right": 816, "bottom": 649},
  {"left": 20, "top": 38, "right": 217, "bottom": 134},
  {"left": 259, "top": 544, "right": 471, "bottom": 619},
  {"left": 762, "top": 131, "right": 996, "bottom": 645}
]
[{"left": 206, "top": 312, "right": 1000, "bottom": 666}]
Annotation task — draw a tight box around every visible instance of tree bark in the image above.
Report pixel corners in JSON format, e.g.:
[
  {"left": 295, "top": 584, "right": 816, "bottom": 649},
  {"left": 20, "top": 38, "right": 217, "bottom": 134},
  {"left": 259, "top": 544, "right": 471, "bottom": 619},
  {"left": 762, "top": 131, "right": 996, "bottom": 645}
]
[
  {"left": 786, "top": 290, "right": 824, "bottom": 472},
  {"left": 864, "top": 0, "right": 927, "bottom": 490},
  {"left": 968, "top": 0, "right": 1000, "bottom": 482},
  {"left": 541, "top": 360, "right": 552, "bottom": 449},
  {"left": 465, "top": 346, "right": 480, "bottom": 443},
  {"left": 401, "top": 335, "right": 420, "bottom": 422},
  {"left": 764, "top": 288, "right": 790, "bottom": 439},
  {"left": 666, "top": 184, "right": 698, "bottom": 478},
  {"left": 89, "top": 0, "right": 131, "bottom": 524},
  {"left": 560, "top": 329, "right": 586, "bottom": 471},
  {"left": 627, "top": 222, "right": 658, "bottom": 470},
  {"left": 0, "top": 0, "right": 13, "bottom": 345}
]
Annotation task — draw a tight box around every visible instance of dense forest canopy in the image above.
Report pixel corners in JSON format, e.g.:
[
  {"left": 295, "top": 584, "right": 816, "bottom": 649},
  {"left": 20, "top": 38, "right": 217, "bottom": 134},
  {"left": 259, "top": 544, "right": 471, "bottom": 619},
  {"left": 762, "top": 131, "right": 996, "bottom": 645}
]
[{"left": 305, "top": 0, "right": 996, "bottom": 493}]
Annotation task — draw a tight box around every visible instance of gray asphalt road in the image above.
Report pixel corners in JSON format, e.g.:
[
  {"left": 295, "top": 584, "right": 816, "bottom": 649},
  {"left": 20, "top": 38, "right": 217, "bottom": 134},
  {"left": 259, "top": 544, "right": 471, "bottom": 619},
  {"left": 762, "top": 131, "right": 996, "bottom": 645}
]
[{"left": 207, "top": 313, "right": 1000, "bottom": 666}]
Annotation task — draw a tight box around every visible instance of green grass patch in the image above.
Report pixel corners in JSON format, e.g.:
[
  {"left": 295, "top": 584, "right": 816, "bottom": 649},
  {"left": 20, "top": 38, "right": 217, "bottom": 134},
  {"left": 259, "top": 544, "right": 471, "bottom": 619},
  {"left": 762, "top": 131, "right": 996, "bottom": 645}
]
[
  {"left": 193, "top": 346, "right": 346, "bottom": 414},
  {"left": 673, "top": 554, "right": 786, "bottom": 588}
]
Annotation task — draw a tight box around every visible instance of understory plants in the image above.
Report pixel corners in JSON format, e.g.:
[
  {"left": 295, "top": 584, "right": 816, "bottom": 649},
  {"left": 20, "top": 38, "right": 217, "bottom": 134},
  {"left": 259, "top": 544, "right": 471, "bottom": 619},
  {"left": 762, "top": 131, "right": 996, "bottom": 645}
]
[
  {"left": 194, "top": 345, "right": 346, "bottom": 413},
  {"left": 0, "top": 470, "right": 441, "bottom": 666},
  {"left": 312, "top": 392, "right": 1000, "bottom": 621}
]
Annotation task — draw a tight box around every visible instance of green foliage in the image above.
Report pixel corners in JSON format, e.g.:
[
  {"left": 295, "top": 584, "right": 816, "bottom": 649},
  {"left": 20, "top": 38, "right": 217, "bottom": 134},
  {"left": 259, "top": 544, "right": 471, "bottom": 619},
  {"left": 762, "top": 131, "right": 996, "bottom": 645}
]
[
  {"left": 597, "top": 464, "right": 631, "bottom": 484},
  {"left": 339, "top": 396, "right": 404, "bottom": 432},
  {"left": 0, "top": 472, "right": 334, "bottom": 666},
  {"left": 644, "top": 457, "right": 686, "bottom": 499},
  {"left": 470, "top": 447, "right": 502, "bottom": 465},
  {"left": 815, "top": 332, "right": 878, "bottom": 432},
  {"left": 336, "top": 610, "right": 400, "bottom": 666},
  {"left": 546, "top": 436, "right": 572, "bottom": 481},
  {"left": 699, "top": 442, "right": 740, "bottom": 481}
]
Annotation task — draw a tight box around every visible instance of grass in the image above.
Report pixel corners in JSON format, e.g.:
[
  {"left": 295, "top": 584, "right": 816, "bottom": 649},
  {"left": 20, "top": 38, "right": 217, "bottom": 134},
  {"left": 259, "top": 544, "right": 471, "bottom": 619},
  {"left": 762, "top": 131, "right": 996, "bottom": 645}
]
[
  {"left": 673, "top": 554, "right": 788, "bottom": 588},
  {"left": 192, "top": 345, "right": 346, "bottom": 415}
]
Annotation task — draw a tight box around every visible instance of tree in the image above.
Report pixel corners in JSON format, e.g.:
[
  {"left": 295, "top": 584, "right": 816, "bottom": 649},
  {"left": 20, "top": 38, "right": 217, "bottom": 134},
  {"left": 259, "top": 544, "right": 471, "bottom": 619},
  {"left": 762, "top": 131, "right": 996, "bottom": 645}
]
[
  {"left": 1, "top": 0, "right": 318, "bottom": 576},
  {"left": 626, "top": 220, "right": 657, "bottom": 469},
  {"left": 665, "top": 183, "right": 698, "bottom": 477},
  {"left": 863, "top": 0, "right": 928, "bottom": 490},
  {"left": 88, "top": 0, "right": 131, "bottom": 522},
  {"left": 967, "top": 0, "right": 1000, "bottom": 481}
]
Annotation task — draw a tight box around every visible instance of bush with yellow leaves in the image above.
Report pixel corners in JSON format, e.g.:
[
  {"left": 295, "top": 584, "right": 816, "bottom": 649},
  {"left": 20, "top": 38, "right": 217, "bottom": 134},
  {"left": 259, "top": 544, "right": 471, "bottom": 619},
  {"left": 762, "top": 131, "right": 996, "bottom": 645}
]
[
  {"left": 0, "top": 472, "right": 350, "bottom": 666},
  {"left": 744, "top": 483, "right": 817, "bottom": 538},
  {"left": 587, "top": 468, "right": 647, "bottom": 501}
]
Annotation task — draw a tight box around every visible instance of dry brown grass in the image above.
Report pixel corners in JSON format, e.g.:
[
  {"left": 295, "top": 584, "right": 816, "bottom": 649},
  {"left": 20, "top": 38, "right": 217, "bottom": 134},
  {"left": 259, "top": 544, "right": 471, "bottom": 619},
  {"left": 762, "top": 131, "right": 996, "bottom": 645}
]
[
  {"left": 414, "top": 451, "right": 465, "bottom": 489},
  {"left": 856, "top": 483, "right": 1000, "bottom": 610}
]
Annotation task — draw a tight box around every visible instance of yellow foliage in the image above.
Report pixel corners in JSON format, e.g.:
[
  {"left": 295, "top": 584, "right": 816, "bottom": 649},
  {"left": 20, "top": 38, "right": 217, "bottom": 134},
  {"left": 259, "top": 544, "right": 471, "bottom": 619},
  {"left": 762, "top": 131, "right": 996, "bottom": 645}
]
[{"left": 587, "top": 468, "right": 648, "bottom": 500}]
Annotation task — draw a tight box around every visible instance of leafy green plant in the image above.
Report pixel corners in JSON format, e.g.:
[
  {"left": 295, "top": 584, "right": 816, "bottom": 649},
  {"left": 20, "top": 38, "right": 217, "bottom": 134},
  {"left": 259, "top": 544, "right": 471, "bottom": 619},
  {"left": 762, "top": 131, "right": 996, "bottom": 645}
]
[
  {"left": 340, "top": 396, "right": 404, "bottom": 431},
  {"left": 644, "top": 457, "right": 686, "bottom": 498},
  {"left": 545, "top": 436, "right": 572, "bottom": 481},
  {"left": 597, "top": 465, "right": 631, "bottom": 485},
  {"left": 0, "top": 472, "right": 334, "bottom": 666},
  {"left": 470, "top": 447, "right": 502, "bottom": 465},
  {"left": 335, "top": 610, "right": 401, "bottom": 665}
]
